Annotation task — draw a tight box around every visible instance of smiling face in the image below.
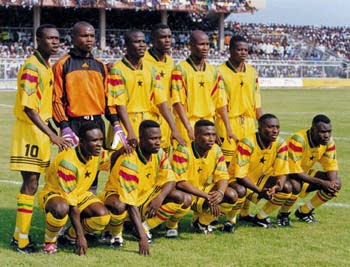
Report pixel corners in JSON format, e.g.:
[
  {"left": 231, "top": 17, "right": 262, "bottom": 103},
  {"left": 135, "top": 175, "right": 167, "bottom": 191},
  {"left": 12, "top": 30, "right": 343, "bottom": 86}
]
[
  {"left": 311, "top": 122, "right": 332, "bottom": 146},
  {"left": 259, "top": 117, "right": 280, "bottom": 144},
  {"left": 80, "top": 128, "right": 104, "bottom": 157}
]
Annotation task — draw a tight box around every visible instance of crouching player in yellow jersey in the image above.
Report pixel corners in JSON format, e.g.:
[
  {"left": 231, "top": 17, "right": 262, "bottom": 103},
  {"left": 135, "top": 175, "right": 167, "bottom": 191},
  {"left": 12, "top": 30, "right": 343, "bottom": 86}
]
[
  {"left": 281, "top": 114, "right": 341, "bottom": 224},
  {"left": 228, "top": 114, "right": 292, "bottom": 228},
  {"left": 171, "top": 120, "right": 237, "bottom": 234},
  {"left": 38, "top": 122, "right": 111, "bottom": 255},
  {"left": 100, "top": 120, "right": 191, "bottom": 255}
]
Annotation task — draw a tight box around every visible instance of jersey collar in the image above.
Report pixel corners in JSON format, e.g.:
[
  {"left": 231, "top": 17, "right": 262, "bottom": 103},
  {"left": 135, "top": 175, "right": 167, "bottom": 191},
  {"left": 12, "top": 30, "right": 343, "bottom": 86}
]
[
  {"left": 256, "top": 132, "right": 272, "bottom": 150},
  {"left": 122, "top": 56, "right": 143, "bottom": 70},
  {"left": 226, "top": 60, "right": 246, "bottom": 73},
  {"left": 307, "top": 129, "right": 318, "bottom": 148},
  {"left": 136, "top": 145, "right": 150, "bottom": 164},
  {"left": 186, "top": 56, "right": 206, "bottom": 72},
  {"left": 149, "top": 48, "right": 167, "bottom": 62},
  {"left": 33, "top": 50, "right": 49, "bottom": 69}
]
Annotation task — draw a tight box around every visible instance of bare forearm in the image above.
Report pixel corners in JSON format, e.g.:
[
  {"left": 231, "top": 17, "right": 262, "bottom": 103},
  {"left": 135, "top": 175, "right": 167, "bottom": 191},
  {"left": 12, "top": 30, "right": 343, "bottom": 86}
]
[
  {"left": 24, "top": 107, "right": 56, "bottom": 139},
  {"left": 116, "top": 105, "right": 136, "bottom": 137},
  {"left": 177, "top": 181, "right": 208, "bottom": 199},
  {"left": 68, "top": 206, "right": 84, "bottom": 238},
  {"left": 157, "top": 102, "right": 177, "bottom": 131},
  {"left": 173, "top": 103, "right": 191, "bottom": 130},
  {"left": 128, "top": 205, "right": 147, "bottom": 240}
]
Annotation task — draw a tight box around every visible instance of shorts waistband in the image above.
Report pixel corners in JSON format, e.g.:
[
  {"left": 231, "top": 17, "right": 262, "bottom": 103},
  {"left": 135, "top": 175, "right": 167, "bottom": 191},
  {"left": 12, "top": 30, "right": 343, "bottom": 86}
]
[{"left": 70, "top": 115, "right": 102, "bottom": 121}]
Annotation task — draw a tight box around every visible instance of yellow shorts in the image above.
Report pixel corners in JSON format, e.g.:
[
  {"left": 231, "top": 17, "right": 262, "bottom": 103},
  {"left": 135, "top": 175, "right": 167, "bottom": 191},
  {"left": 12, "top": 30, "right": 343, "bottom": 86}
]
[
  {"left": 215, "top": 116, "right": 256, "bottom": 162},
  {"left": 298, "top": 169, "right": 318, "bottom": 198},
  {"left": 191, "top": 184, "right": 215, "bottom": 214},
  {"left": 105, "top": 112, "right": 159, "bottom": 150},
  {"left": 243, "top": 175, "right": 271, "bottom": 204},
  {"left": 100, "top": 186, "right": 163, "bottom": 221},
  {"left": 159, "top": 115, "right": 171, "bottom": 150},
  {"left": 10, "top": 119, "right": 51, "bottom": 173},
  {"left": 38, "top": 190, "right": 103, "bottom": 212}
]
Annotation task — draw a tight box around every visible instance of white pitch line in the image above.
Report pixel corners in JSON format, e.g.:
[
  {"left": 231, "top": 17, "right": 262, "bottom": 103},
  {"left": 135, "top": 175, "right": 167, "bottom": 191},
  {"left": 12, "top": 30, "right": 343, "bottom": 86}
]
[
  {"left": 0, "top": 180, "right": 43, "bottom": 188},
  {"left": 0, "top": 104, "right": 14, "bottom": 108}
]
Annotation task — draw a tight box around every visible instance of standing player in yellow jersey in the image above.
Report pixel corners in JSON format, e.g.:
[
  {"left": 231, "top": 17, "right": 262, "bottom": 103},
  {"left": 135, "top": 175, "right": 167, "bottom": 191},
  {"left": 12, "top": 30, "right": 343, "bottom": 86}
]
[
  {"left": 143, "top": 23, "right": 174, "bottom": 154},
  {"left": 216, "top": 35, "right": 263, "bottom": 165},
  {"left": 171, "top": 30, "right": 234, "bottom": 144},
  {"left": 38, "top": 122, "right": 111, "bottom": 255},
  {"left": 100, "top": 120, "right": 191, "bottom": 255},
  {"left": 228, "top": 114, "right": 292, "bottom": 229},
  {"left": 281, "top": 114, "right": 341, "bottom": 225},
  {"left": 107, "top": 30, "right": 185, "bottom": 149},
  {"left": 171, "top": 120, "right": 237, "bottom": 234},
  {"left": 10, "top": 24, "right": 71, "bottom": 254}
]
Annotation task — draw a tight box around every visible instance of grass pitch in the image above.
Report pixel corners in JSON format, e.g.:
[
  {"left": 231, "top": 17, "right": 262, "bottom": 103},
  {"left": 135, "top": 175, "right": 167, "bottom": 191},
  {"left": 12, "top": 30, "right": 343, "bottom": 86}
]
[{"left": 0, "top": 88, "right": 349, "bottom": 266}]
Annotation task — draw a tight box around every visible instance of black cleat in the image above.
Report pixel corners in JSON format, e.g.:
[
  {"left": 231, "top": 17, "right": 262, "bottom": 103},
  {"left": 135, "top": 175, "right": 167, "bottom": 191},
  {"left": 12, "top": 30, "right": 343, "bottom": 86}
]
[
  {"left": 253, "top": 215, "right": 274, "bottom": 229},
  {"left": 295, "top": 208, "right": 317, "bottom": 223},
  {"left": 16, "top": 242, "right": 39, "bottom": 254},
  {"left": 277, "top": 212, "right": 292, "bottom": 227},
  {"left": 222, "top": 221, "right": 236, "bottom": 233}
]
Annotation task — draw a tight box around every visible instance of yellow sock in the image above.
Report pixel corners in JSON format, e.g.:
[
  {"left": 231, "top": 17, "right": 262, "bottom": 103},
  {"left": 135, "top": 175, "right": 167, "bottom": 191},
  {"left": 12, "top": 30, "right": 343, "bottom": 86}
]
[
  {"left": 146, "top": 202, "right": 182, "bottom": 229},
  {"left": 226, "top": 197, "right": 245, "bottom": 222},
  {"left": 198, "top": 211, "right": 216, "bottom": 225},
  {"left": 279, "top": 194, "right": 298, "bottom": 213},
  {"left": 240, "top": 199, "right": 251, "bottom": 217},
  {"left": 14, "top": 193, "right": 34, "bottom": 248},
  {"left": 166, "top": 205, "right": 190, "bottom": 229},
  {"left": 82, "top": 214, "right": 110, "bottom": 234},
  {"left": 109, "top": 211, "right": 127, "bottom": 237},
  {"left": 301, "top": 190, "right": 334, "bottom": 213},
  {"left": 218, "top": 202, "right": 235, "bottom": 217},
  {"left": 259, "top": 192, "right": 292, "bottom": 218},
  {"left": 45, "top": 212, "right": 68, "bottom": 243}
]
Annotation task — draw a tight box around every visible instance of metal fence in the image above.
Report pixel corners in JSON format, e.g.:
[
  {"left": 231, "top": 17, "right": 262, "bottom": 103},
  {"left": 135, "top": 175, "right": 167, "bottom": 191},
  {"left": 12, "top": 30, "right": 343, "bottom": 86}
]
[{"left": 0, "top": 57, "right": 349, "bottom": 80}]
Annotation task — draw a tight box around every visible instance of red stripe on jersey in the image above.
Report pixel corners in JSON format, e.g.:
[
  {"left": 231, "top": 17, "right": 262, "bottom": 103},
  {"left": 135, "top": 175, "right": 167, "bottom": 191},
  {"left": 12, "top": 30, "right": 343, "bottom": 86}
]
[
  {"left": 171, "top": 74, "right": 182, "bottom": 80},
  {"left": 327, "top": 144, "right": 336, "bottom": 151},
  {"left": 58, "top": 170, "right": 76, "bottom": 182},
  {"left": 237, "top": 145, "right": 251, "bottom": 156},
  {"left": 218, "top": 155, "right": 225, "bottom": 162},
  {"left": 21, "top": 73, "right": 38, "bottom": 83},
  {"left": 36, "top": 89, "right": 42, "bottom": 100},
  {"left": 173, "top": 154, "right": 187, "bottom": 163},
  {"left": 119, "top": 170, "right": 139, "bottom": 183},
  {"left": 289, "top": 142, "right": 302, "bottom": 152},
  {"left": 150, "top": 92, "right": 155, "bottom": 101},
  {"left": 211, "top": 82, "right": 219, "bottom": 96},
  {"left": 107, "top": 78, "right": 123, "bottom": 86},
  {"left": 278, "top": 145, "right": 288, "bottom": 153}
]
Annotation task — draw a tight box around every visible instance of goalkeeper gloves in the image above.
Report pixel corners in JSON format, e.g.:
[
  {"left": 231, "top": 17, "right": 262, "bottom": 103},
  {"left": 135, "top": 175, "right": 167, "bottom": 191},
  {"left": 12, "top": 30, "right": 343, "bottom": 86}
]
[
  {"left": 111, "top": 124, "right": 128, "bottom": 149},
  {"left": 61, "top": 127, "right": 79, "bottom": 148}
]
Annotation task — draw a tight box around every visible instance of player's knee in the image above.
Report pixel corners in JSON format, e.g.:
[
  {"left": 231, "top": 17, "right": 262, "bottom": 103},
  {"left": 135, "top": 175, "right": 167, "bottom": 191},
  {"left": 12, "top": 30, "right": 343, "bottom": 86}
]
[
  {"left": 21, "top": 174, "right": 40, "bottom": 195},
  {"left": 182, "top": 193, "right": 193, "bottom": 209},
  {"left": 46, "top": 198, "right": 69, "bottom": 219},
  {"left": 224, "top": 188, "right": 238, "bottom": 204},
  {"left": 233, "top": 185, "right": 246, "bottom": 198},
  {"left": 168, "top": 189, "right": 186, "bottom": 205},
  {"left": 283, "top": 180, "right": 293, "bottom": 194},
  {"left": 105, "top": 198, "right": 127, "bottom": 215}
]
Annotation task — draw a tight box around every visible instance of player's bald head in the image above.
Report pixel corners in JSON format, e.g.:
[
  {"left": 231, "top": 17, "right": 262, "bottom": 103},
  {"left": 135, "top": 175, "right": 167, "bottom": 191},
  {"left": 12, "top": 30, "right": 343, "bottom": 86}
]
[
  {"left": 72, "top": 21, "right": 94, "bottom": 36},
  {"left": 190, "top": 30, "right": 208, "bottom": 45}
]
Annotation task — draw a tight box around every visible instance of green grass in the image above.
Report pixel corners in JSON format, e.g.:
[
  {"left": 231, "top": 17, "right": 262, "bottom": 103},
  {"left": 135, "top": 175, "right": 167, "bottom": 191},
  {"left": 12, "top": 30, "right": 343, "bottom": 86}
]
[{"left": 1, "top": 88, "right": 350, "bottom": 266}]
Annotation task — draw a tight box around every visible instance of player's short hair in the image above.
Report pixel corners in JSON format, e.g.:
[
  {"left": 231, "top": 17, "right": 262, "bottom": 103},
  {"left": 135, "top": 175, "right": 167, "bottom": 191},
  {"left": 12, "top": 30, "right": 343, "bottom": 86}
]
[
  {"left": 72, "top": 21, "right": 94, "bottom": 36},
  {"left": 258, "top": 113, "right": 278, "bottom": 128},
  {"left": 78, "top": 121, "right": 101, "bottom": 140},
  {"left": 189, "top": 30, "right": 207, "bottom": 45},
  {"left": 229, "top": 35, "right": 248, "bottom": 50},
  {"left": 194, "top": 119, "right": 215, "bottom": 134},
  {"left": 151, "top": 23, "right": 170, "bottom": 39},
  {"left": 139, "top": 120, "right": 160, "bottom": 138},
  {"left": 36, "top": 24, "right": 57, "bottom": 39},
  {"left": 312, "top": 114, "right": 331, "bottom": 126},
  {"left": 125, "top": 29, "right": 144, "bottom": 45}
]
